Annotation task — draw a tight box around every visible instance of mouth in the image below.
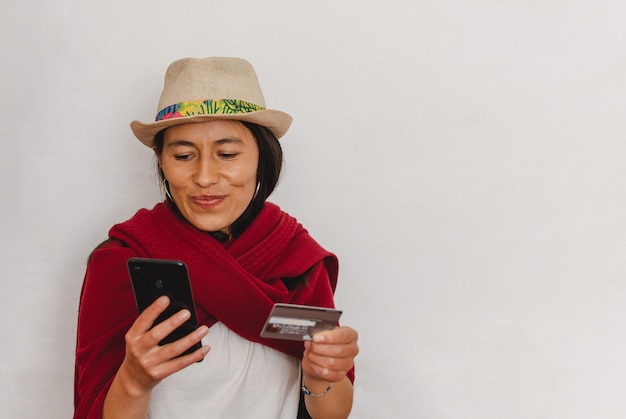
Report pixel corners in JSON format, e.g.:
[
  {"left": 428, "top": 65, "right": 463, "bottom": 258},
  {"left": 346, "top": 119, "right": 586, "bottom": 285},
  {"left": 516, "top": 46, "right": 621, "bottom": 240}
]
[{"left": 191, "top": 195, "right": 226, "bottom": 210}]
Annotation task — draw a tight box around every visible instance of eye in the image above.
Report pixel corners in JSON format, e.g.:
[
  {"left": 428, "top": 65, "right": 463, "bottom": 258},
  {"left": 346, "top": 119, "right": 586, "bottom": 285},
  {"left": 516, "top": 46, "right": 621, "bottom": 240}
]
[
  {"left": 174, "top": 153, "right": 193, "bottom": 161},
  {"left": 219, "top": 152, "right": 238, "bottom": 159}
]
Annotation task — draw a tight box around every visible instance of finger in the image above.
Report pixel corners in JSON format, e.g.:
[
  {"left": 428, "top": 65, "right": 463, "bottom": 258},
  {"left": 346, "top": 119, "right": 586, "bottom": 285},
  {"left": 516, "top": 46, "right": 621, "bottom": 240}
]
[
  {"left": 152, "top": 343, "right": 212, "bottom": 379},
  {"left": 143, "top": 308, "right": 192, "bottom": 347},
  {"left": 304, "top": 337, "right": 357, "bottom": 368},
  {"left": 307, "top": 326, "right": 359, "bottom": 361},
  {"left": 128, "top": 295, "right": 171, "bottom": 337},
  {"left": 307, "top": 339, "right": 359, "bottom": 359},
  {"left": 302, "top": 354, "right": 351, "bottom": 383},
  {"left": 303, "top": 348, "right": 355, "bottom": 373},
  {"left": 157, "top": 324, "right": 210, "bottom": 361},
  {"left": 311, "top": 326, "right": 358, "bottom": 345}
]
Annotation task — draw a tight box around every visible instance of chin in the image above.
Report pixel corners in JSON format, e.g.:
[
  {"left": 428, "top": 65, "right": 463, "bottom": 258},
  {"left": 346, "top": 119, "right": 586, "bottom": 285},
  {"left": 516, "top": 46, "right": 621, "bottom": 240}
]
[{"left": 189, "top": 217, "right": 231, "bottom": 233}]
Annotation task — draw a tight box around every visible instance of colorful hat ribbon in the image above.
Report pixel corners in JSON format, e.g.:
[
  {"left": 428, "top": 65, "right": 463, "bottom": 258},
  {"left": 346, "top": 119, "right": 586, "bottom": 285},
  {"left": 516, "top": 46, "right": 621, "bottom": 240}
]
[{"left": 156, "top": 99, "right": 265, "bottom": 121}]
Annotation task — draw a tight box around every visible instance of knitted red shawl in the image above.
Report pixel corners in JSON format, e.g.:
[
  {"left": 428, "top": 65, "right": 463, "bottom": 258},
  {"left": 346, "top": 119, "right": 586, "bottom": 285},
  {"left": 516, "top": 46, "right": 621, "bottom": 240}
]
[{"left": 74, "top": 201, "right": 340, "bottom": 418}]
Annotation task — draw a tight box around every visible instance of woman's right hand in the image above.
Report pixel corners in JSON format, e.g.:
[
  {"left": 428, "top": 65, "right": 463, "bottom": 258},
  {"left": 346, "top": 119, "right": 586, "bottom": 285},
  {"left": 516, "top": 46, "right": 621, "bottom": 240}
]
[
  {"left": 121, "top": 295, "right": 210, "bottom": 391},
  {"left": 103, "top": 296, "right": 210, "bottom": 418}
]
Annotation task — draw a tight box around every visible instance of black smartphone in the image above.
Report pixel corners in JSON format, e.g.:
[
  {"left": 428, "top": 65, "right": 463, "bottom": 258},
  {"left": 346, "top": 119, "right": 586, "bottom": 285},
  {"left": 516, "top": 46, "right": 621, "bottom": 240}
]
[{"left": 127, "top": 257, "right": 202, "bottom": 357}]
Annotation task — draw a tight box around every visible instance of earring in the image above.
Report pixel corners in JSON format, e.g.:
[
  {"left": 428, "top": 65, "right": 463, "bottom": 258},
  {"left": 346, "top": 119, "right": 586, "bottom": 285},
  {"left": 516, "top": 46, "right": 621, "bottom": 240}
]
[
  {"left": 163, "top": 178, "right": 174, "bottom": 202},
  {"left": 253, "top": 182, "right": 261, "bottom": 199}
]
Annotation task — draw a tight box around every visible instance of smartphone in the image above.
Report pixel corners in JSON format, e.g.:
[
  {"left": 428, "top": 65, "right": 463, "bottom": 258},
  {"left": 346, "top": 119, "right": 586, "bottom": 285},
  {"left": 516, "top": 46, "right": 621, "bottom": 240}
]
[{"left": 127, "top": 258, "right": 202, "bottom": 357}]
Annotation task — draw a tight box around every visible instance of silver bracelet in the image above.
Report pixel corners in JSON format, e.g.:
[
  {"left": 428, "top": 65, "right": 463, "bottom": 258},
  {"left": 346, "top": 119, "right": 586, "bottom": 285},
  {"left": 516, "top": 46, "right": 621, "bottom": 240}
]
[{"left": 301, "top": 381, "right": 334, "bottom": 397}]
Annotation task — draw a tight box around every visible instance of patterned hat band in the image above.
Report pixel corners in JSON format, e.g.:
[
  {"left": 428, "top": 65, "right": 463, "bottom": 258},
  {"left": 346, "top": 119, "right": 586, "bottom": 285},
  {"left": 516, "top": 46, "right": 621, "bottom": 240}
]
[{"left": 156, "top": 99, "right": 265, "bottom": 122}]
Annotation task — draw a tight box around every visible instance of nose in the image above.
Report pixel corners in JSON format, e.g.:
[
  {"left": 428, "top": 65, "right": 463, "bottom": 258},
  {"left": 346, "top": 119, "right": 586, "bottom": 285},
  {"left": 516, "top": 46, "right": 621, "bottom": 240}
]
[{"left": 193, "top": 157, "right": 218, "bottom": 187}]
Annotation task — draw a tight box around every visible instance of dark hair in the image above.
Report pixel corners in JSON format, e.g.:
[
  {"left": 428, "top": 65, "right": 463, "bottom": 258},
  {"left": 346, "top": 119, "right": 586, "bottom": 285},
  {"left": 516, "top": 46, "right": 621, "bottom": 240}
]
[{"left": 153, "top": 121, "right": 283, "bottom": 241}]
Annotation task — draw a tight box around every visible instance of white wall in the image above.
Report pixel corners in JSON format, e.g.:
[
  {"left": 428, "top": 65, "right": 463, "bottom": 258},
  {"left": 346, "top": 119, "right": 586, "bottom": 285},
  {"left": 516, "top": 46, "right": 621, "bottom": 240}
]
[{"left": 2, "top": 1, "right": 626, "bottom": 417}]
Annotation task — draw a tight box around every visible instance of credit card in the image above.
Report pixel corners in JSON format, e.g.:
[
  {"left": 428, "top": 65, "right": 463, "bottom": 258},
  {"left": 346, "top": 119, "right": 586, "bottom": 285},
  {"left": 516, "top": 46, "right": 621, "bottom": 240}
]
[{"left": 260, "top": 303, "right": 342, "bottom": 341}]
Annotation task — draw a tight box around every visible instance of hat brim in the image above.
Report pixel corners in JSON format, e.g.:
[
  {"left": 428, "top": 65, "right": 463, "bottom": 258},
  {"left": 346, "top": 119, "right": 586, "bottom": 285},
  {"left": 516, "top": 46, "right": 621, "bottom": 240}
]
[{"left": 130, "top": 109, "right": 292, "bottom": 148}]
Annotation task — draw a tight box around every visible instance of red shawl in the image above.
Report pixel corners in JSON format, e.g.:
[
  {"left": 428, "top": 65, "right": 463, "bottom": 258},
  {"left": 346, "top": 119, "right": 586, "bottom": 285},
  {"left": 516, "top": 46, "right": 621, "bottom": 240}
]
[{"left": 74, "top": 201, "right": 342, "bottom": 418}]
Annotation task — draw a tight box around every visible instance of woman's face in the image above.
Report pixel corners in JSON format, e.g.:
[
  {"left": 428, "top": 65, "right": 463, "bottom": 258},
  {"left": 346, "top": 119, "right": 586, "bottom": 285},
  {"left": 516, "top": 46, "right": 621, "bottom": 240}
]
[{"left": 158, "top": 120, "right": 259, "bottom": 233}]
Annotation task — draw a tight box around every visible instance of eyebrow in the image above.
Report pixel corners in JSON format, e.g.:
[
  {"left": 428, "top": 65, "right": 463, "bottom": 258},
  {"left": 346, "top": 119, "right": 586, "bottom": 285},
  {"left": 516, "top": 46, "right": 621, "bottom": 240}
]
[
  {"left": 166, "top": 139, "right": 195, "bottom": 148},
  {"left": 165, "top": 138, "right": 244, "bottom": 148},
  {"left": 214, "top": 138, "right": 244, "bottom": 145}
]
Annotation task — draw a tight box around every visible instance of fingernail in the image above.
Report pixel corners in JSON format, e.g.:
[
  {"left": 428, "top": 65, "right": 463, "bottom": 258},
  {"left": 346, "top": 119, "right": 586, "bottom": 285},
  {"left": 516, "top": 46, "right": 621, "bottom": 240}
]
[
  {"left": 313, "top": 335, "right": 325, "bottom": 343},
  {"left": 157, "top": 296, "right": 169, "bottom": 306},
  {"left": 178, "top": 309, "right": 191, "bottom": 320}
]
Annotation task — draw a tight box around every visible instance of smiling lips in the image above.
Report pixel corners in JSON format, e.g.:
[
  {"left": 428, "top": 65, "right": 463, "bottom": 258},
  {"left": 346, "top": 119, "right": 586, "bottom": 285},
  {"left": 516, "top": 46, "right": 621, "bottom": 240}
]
[{"left": 191, "top": 195, "right": 226, "bottom": 210}]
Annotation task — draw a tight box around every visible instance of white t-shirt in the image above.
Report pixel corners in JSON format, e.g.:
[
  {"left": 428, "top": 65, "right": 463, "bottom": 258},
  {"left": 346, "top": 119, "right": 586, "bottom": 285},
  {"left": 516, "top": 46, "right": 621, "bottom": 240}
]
[{"left": 147, "top": 322, "right": 301, "bottom": 419}]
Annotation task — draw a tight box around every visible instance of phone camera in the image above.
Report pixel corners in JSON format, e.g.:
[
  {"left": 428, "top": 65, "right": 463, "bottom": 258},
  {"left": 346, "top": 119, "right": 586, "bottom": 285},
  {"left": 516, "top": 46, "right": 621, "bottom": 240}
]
[{"left": 155, "top": 279, "right": 164, "bottom": 290}]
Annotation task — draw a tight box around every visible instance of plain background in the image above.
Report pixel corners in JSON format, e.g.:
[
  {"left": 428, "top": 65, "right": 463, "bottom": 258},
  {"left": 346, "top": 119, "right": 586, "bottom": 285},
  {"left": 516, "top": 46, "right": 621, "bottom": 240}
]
[{"left": 2, "top": 0, "right": 626, "bottom": 417}]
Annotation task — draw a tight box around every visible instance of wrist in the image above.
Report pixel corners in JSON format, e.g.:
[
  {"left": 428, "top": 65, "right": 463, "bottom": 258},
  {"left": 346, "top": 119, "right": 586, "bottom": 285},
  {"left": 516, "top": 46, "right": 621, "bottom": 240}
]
[
  {"left": 302, "top": 381, "right": 333, "bottom": 397},
  {"left": 103, "top": 364, "right": 153, "bottom": 419},
  {"left": 115, "top": 361, "right": 153, "bottom": 399},
  {"left": 302, "top": 373, "right": 333, "bottom": 397}
]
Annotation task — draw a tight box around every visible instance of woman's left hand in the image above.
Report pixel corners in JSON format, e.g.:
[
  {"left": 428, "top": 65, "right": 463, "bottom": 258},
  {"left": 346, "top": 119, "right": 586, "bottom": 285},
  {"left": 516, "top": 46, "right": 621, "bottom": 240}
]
[{"left": 302, "top": 326, "right": 359, "bottom": 384}]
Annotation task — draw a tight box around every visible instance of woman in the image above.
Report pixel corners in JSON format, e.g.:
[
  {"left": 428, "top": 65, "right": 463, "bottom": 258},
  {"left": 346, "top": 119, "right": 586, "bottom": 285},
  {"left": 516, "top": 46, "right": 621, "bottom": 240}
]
[{"left": 74, "top": 57, "right": 358, "bottom": 419}]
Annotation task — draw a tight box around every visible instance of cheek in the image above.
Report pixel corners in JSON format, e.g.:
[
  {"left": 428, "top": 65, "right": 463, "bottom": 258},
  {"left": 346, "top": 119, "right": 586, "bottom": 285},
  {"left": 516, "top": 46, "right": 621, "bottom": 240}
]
[
  {"left": 160, "top": 157, "right": 192, "bottom": 180},
  {"left": 229, "top": 171, "right": 257, "bottom": 199},
  {"left": 229, "top": 159, "right": 259, "bottom": 187},
  {"left": 162, "top": 165, "right": 187, "bottom": 187},
  {"left": 243, "top": 166, "right": 259, "bottom": 185}
]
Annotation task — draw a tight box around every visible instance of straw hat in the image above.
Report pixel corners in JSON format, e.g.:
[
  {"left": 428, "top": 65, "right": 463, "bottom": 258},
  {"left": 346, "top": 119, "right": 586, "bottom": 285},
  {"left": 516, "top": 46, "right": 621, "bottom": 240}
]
[{"left": 130, "top": 57, "right": 293, "bottom": 147}]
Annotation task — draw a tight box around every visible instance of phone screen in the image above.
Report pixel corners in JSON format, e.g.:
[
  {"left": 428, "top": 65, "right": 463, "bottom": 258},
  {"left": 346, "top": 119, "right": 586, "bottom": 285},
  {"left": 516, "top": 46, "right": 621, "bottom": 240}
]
[{"left": 127, "top": 258, "right": 202, "bottom": 357}]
